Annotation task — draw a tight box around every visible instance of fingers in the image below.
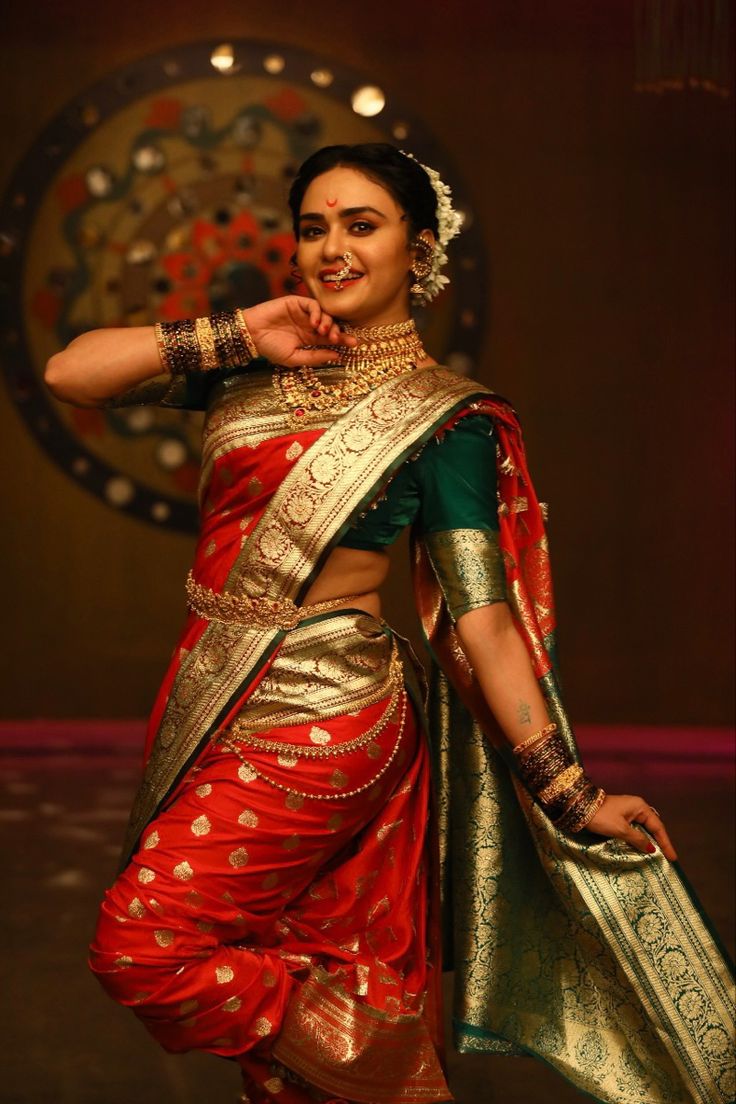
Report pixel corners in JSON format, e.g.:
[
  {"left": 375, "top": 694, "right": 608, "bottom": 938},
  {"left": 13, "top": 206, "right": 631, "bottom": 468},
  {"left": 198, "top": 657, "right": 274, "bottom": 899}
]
[
  {"left": 620, "top": 799, "right": 678, "bottom": 862},
  {"left": 622, "top": 823, "right": 659, "bottom": 856},
  {"left": 632, "top": 805, "right": 678, "bottom": 862},
  {"left": 592, "top": 794, "right": 679, "bottom": 861},
  {"left": 310, "top": 316, "right": 357, "bottom": 347},
  {"left": 292, "top": 296, "right": 357, "bottom": 346},
  {"left": 284, "top": 347, "right": 343, "bottom": 369}
]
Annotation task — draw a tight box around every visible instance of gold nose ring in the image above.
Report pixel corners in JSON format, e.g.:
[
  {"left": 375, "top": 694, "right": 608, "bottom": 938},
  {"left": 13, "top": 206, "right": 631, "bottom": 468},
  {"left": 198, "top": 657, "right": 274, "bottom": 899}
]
[{"left": 333, "top": 250, "right": 353, "bottom": 291}]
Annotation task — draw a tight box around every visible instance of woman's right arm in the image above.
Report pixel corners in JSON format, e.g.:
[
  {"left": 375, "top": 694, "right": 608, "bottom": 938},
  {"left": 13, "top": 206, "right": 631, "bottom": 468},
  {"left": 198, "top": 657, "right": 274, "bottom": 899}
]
[{"left": 44, "top": 297, "right": 355, "bottom": 406}]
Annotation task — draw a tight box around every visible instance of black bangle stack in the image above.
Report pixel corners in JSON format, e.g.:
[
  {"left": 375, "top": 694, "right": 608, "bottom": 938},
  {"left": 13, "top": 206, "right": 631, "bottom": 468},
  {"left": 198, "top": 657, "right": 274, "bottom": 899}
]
[
  {"left": 513, "top": 723, "right": 606, "bottom": 833},
  {"left": 154, "top": 309, "right": 257, "bottom": 376}
]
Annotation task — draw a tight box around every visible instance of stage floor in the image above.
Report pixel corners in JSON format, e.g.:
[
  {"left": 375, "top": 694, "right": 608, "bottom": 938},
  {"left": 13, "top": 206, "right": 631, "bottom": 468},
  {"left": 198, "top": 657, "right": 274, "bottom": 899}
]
[{"left": 1, "top": 724, "right": 733, "bottom": 1104}]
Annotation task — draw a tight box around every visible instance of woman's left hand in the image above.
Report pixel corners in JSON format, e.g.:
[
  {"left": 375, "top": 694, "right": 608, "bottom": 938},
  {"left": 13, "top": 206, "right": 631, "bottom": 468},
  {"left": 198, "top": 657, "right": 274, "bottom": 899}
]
[{"left": 585, "top": 794, "right": 678, "bottom": 861}]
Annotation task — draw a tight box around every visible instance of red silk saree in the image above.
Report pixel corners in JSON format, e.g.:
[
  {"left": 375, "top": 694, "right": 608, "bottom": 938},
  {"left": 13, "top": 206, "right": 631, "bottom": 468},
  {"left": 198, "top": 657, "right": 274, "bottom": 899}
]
[{"left": 93, "top": 364, "right": 734, "bottom": 1104}]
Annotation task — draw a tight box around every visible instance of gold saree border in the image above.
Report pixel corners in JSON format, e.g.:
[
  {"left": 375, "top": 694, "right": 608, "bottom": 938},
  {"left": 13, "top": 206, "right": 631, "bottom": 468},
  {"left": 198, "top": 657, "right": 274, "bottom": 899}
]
[
  {"left": 120, "top": 366, "right": 489, "bottom": 865},
  {"left": 424, "top": 528, "right": 506, "bottom": 621},
  {"left": 272, "top": 968, "right": 451, "bottom": 1103}
]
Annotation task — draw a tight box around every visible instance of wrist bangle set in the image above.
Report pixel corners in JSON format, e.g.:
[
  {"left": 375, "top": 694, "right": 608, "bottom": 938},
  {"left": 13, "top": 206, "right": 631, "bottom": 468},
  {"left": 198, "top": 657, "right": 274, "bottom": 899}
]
[
  {"left": 513, "top": 723, "right": 606, "bottom": 833},
  {"left": 154, "top": 309, "right": 258, "bottom": 376}
]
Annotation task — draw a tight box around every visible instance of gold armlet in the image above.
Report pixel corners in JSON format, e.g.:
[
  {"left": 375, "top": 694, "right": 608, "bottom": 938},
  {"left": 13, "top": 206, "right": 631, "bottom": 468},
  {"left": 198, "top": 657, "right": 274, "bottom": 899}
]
[{"left": 154, "top": 310, "right": 258, "bottom": 376}]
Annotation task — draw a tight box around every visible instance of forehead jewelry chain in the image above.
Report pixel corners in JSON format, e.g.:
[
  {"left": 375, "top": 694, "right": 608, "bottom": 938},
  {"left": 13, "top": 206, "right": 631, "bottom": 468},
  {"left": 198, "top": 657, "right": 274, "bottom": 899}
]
[{"left": 333, "top": 250, "right": 353, "bottom": 292}]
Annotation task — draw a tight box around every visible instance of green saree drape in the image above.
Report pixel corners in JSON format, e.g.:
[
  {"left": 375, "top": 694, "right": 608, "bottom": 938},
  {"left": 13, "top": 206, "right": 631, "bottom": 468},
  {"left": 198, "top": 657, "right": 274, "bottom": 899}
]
[{"left": 411, "top": 389, "right": 735, "bottom": 1104}]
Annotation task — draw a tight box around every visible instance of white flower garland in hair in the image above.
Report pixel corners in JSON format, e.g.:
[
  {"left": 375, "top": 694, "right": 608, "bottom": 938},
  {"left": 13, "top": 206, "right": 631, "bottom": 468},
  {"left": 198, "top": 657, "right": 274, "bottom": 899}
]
[{"left": 401, "top": 150, "right": 465, "bottom": 302}]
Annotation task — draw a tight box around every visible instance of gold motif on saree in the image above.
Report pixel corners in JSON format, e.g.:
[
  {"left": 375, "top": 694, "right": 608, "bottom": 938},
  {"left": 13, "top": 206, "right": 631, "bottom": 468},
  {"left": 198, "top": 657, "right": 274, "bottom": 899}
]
[
  {"left": 283, "top": 486, "right": 320, "bottom": 527},
  {"left": 309, "top": 727, "right": 331, "bottom": 745},
  {"left": 345, "top": 422, "right": 377, "bottom": 453},
  {"left": 499, "top": 453, "right": 519, "bottom": 476},
  {"left": 520, "top": 536, "right": 555, "bottom": 639},
  {"left": 306, "top": 447, "right": 343, "bottom": 486}
]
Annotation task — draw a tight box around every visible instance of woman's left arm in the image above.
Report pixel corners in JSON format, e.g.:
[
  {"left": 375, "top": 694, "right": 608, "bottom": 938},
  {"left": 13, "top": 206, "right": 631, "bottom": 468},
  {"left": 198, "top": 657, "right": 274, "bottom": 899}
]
[{"left": 456, "top": 600, "right": 678, "bottom": 861}]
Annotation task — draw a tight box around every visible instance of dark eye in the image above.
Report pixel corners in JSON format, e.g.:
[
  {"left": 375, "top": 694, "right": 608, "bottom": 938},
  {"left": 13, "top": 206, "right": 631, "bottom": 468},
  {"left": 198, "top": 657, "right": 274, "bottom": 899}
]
[
  {"left": 350, "top": 221, "right": 375, "bottom": 234},
  {"left": 301, "top": 225, "right": 323, "bottom": 239}
]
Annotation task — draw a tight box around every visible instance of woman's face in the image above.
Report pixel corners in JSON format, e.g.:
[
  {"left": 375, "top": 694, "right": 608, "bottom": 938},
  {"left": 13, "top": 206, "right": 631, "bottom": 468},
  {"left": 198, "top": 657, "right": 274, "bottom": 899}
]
[{"left": 296, "top": 166, "right": 427, "bottom": 327}]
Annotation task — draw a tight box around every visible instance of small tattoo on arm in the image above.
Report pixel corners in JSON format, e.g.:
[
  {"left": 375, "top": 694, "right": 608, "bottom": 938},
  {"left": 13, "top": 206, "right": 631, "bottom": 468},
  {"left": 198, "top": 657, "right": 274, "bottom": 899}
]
[{"left": 517, "top": 701, "right": 532, "bottom": 725}]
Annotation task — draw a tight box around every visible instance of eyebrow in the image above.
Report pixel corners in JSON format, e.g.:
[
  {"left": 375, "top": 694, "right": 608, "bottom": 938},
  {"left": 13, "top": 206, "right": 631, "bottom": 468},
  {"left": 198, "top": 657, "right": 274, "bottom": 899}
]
[{"left": 298, "top": 206, "right": 388, "bottom": 222}]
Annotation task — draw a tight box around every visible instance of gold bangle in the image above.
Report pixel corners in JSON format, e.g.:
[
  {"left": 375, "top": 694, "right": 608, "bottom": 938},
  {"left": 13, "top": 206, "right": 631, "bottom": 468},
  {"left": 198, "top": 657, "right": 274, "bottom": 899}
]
[
  {"left": 516, "top": 733, "right": 570, "bottom": 791},
  {"left": 153, "top": 321, "right": 171, "bottom": 373},
  {"left": 235, "top": 308, "right": 259, "bottom": 360},
  {"left": 194, "top": 316, "right": 220, "bottom": 372},
  {"left": 538, "top": 763, "right": 584, "bottom": 806},
  {"left": 156, "top": 319, "right": 198, "bottom": 376},
  {"left": 555, "top": 785, "right": 606, "bottom": 833},
  {"left": 513, "top": 722, "right": 557, "bottom": 757}
]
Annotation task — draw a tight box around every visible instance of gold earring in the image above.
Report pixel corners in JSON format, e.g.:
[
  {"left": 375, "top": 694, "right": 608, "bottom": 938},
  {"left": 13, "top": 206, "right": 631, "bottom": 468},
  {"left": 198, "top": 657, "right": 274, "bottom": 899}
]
[{"left": 410, "top": 238, "right": 434, "bottom": 294}]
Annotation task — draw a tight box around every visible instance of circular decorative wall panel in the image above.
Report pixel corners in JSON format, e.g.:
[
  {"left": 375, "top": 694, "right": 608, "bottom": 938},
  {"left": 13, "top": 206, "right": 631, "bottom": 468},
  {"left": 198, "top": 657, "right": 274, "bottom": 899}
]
[{"left": 0, "top": 40, "right": 485, "bottom": 532}]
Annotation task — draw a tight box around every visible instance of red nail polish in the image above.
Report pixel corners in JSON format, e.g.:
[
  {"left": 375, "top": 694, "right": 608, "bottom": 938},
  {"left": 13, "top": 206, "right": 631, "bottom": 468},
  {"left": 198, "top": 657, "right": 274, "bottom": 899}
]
[{"left": 646, "top": 843, "right": 656, "bottom": 854}]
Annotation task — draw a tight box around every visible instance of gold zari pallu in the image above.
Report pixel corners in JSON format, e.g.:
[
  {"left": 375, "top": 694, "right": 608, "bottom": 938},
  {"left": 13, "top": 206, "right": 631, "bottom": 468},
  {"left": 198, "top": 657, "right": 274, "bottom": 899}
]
[{"left": 185, "top": 571, "right": 363, "bottom": 631}]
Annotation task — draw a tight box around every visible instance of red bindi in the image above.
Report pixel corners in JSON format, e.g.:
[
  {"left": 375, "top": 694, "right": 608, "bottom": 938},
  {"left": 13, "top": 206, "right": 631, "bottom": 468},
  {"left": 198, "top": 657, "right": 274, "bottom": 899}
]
[{"left": 325, "top": 197, "right": 337, "bottom": 207}]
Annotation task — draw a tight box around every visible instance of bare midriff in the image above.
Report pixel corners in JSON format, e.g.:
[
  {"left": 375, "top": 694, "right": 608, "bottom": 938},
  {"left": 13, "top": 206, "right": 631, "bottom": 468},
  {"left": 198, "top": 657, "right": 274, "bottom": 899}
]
[{"left": 301, "top": 546, "right": 389, "bottom": 620}]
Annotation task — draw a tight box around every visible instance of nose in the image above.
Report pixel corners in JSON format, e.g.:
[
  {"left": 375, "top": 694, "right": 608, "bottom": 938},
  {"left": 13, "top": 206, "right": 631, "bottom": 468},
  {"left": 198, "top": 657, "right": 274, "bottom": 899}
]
[{"left": 320, "top": 225, "right": 349, "bottom": 262}]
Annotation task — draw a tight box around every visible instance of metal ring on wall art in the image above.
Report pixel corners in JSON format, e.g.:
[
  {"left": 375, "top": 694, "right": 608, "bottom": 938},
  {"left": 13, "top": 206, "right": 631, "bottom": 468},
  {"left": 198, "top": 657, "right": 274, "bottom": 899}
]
[{"left": 0, "top": 39, "right": 486, "bottom": 533}]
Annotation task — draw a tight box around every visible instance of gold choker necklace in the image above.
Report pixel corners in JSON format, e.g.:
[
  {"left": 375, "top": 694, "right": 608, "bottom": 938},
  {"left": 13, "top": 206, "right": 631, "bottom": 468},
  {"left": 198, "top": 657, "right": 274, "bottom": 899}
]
[{"left": 272, "top": 319, "right": 428, "bottom": 418}]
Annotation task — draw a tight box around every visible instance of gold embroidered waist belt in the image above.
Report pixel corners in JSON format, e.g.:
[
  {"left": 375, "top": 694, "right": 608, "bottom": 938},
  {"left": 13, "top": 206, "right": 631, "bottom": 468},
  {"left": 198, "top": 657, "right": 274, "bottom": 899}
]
[{"left": 185, "top": 571, "right": 363, "bottom": 630}]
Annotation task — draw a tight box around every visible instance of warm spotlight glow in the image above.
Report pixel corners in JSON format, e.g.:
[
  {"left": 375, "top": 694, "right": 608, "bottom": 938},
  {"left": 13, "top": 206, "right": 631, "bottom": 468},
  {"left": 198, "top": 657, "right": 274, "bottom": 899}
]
[
  {"left": 310, "top": 68, "right": 334, "bottom": 88},
  {"left": 210, "top": 44, "right": 236, "bottom": 73},
  {"left": 351, "top": 85, "right": 385, "bottom": 117},
  {"left": 263, "top": 54, "right": 285, "bottom": 74},
  {"left": 392, "top": 121, "right": 409, "bottom": 140}
]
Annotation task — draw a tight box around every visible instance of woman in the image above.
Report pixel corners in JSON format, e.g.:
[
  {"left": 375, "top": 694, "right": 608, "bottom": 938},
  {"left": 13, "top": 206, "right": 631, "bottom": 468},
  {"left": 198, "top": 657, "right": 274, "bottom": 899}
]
[{"left": 45, "top": 144, "right": 733, "bottom": 1104}]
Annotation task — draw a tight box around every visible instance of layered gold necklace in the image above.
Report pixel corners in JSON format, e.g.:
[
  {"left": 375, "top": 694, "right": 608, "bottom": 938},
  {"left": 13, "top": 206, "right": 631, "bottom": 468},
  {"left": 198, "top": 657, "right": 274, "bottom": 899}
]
[{"left": 272, "top": 318, "right": 428, "bottom": 417}]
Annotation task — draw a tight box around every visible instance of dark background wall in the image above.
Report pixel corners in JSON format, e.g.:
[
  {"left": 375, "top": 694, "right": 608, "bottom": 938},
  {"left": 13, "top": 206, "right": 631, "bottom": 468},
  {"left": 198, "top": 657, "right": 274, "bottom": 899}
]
[{"left": 1, "top": 0, "right": 733, "bottom": 724}]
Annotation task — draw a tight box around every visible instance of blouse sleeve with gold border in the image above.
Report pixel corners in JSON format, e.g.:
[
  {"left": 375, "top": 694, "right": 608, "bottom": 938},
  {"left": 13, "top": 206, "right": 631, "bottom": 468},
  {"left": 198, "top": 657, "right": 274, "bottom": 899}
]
[{"left": 418, "top": 414, "right": 506, "bottom": 622}]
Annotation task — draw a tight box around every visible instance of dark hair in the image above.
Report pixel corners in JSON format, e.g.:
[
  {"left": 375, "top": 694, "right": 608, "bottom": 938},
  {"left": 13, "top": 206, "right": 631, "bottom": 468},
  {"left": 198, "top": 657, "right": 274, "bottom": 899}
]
[{"left": 288, "top": 143, "right": 438, "bottom": 241}]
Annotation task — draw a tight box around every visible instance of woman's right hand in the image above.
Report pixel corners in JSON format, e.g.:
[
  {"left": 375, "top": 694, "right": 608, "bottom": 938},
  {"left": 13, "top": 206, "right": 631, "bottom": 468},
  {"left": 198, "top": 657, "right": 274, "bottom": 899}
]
[
  {"left": 586, "top": 793, "right": 678, "bottom": 860},
  {"left": 241, "top": 296, "right": 357, "bottom": 368}
]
